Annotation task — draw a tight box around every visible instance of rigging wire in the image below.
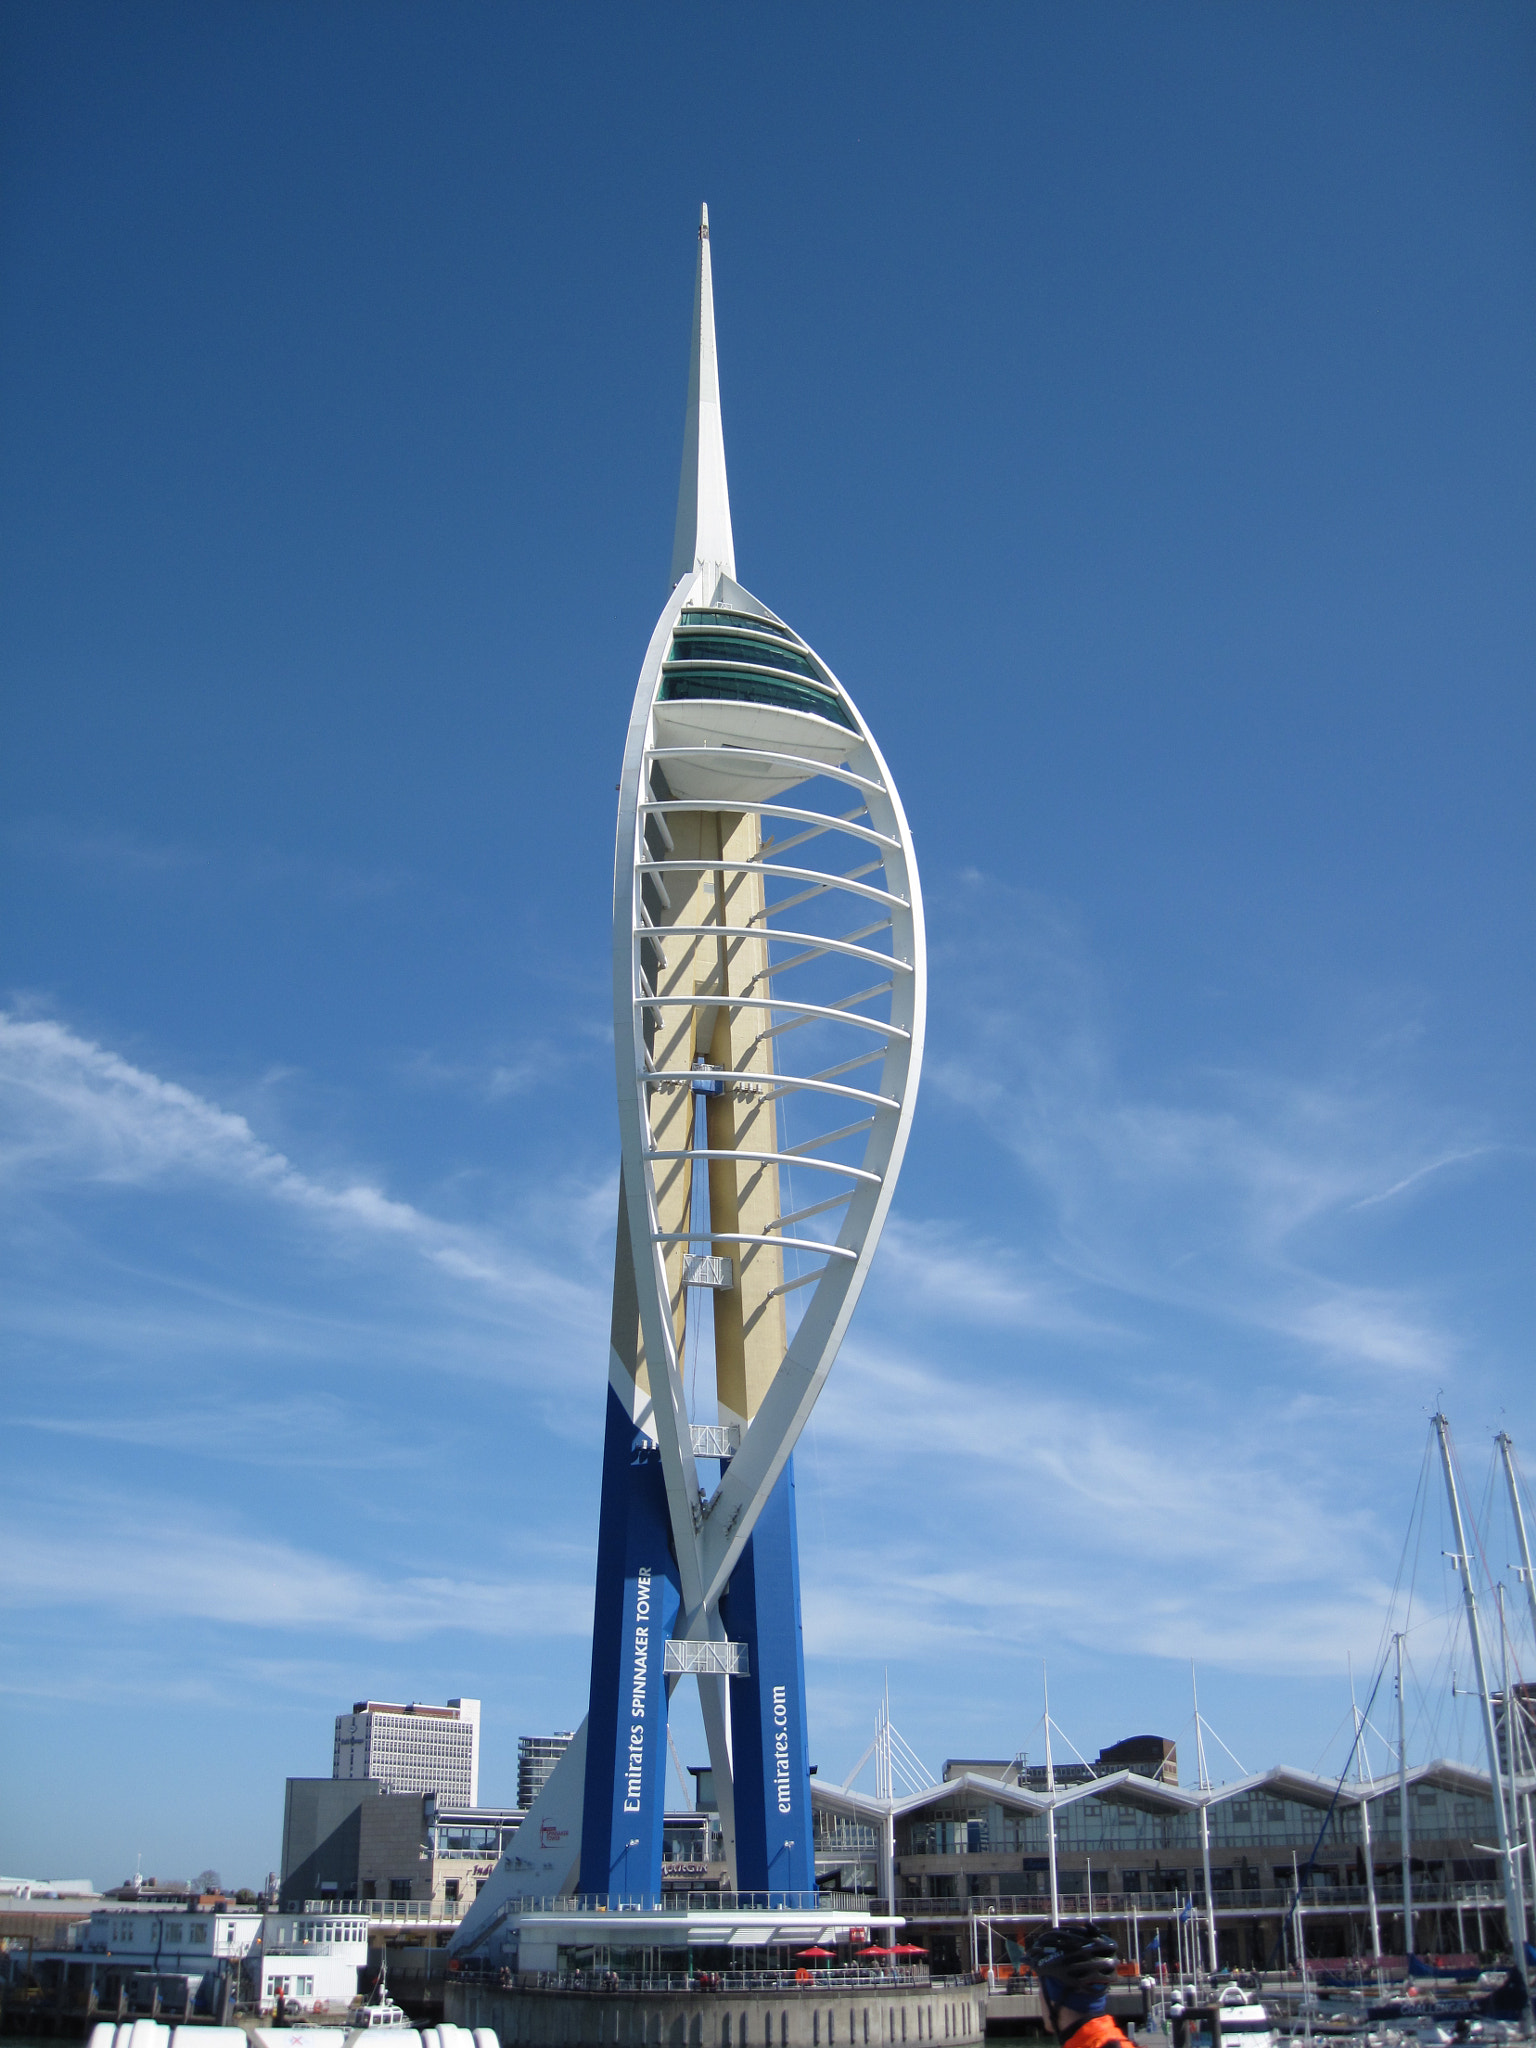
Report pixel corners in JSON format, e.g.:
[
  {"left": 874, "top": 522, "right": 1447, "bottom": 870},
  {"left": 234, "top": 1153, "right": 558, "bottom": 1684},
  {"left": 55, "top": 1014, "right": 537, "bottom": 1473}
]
[
  {"left": 1501, "top": 1436, "right": 1536, "bottom": 1679},
  {"left": 1311, "top": 1700, "right": 1355, "bottom": 1781},
  {"left": 1200, "top": 1718, "right": 1250, "bottom": 1782},
  {"left": 1267, "top": 1652, "right": 1391, "bottom": 1969},
  {"left": 1371, "top": 1434, "right": 1434, "bottom": 1683}
]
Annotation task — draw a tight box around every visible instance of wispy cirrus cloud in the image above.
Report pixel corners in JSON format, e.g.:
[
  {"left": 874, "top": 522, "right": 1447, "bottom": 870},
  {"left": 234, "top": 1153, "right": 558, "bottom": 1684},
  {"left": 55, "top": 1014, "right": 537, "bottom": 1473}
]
[
  {"left": 0, "top": 1010, "right": 602, "bottom": 1332},
  {"left": 781, "top": 874, "right": 1508, "bottom": 1732},
  {"left": 8, "top": 816, "right": 412, "bottom": 905},
  {"left": 7, "top": 818, "right": 205, "bottom": 878},
  {"left": 396, "top": 1033, "right": 611, "bottom": 1104},
  {"left": 11, "top": 1393, "right": 425, "bottom": 1469},
  {"left": 919, "top": 874, "right": 1487, "bottom": 1380},
  {"left": 797, "top": 1335, "right": 1401, "bottom": 1691},
  {"left": 870, "top": 1214, "right": 1111, "bottom": 1337},
  {"left": 0, "top": 1493, "right": 593, "bottom": 1641}
]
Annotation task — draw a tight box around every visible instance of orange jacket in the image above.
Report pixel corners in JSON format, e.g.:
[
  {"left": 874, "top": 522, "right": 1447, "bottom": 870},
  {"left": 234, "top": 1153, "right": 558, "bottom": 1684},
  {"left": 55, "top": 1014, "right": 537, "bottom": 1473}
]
[{"left": 1061, "top": 2017, "right": 1134, "bottom": 2048}]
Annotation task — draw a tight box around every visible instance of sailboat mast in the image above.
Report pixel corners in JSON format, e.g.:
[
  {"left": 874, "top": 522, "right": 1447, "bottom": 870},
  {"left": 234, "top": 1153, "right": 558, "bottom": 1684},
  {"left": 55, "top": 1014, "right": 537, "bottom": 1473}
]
[
  {"left": 1192, "top": 1663, "right": 1217, "bottom": 1981},
  {"left": 1496, "top": 1433, "right": 1536, "bottom": 1936},
  {"left": 1396, "top": 1632, "right": 1413, "bottom": 1956},
  {"left": 1497, "top": 1433, "right": 1536, "bottom": 1645},
  {"left": 1351, "top": 1666, "right": 1383, "bottom": 1963},
  {"left": 1432, "top": 1411, "right": 1524, "bottom": 1976},
  {"left": 1043, "top": 1663, "right": 1060, "bottom": 1928},
  {"left": 1497, "top": 1586, "right": 1529, "bottom": 1946}
]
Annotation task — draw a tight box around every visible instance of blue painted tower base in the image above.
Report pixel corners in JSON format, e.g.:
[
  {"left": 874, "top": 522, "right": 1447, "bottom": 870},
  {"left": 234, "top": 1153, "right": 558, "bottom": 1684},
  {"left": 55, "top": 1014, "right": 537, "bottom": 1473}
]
[
  {"left": 724, "top": 1458, "right": 814, "bottom": 1894},
  {"left": 579, "top": 1386, "right": 681, "bottom": 1899}
]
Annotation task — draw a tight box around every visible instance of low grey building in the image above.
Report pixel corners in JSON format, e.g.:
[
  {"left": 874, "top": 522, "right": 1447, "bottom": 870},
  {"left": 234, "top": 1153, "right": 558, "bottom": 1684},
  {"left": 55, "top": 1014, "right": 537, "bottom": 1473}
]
[{"left": 280, "top": 1779, "right": 525, "bottom": 1912}]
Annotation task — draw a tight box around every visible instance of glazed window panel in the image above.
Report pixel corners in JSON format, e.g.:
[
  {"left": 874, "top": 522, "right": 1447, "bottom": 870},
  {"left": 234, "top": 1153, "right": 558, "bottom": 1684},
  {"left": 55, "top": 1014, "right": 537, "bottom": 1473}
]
[
  {"left": 669, "top": 632, "right": 820, "bottom": 678},
  {"left": 678, "top": 607, "right": 798, "bottom": 643},
  {"left": 658, "top": 666, "right": 857, "bottom": 730}
]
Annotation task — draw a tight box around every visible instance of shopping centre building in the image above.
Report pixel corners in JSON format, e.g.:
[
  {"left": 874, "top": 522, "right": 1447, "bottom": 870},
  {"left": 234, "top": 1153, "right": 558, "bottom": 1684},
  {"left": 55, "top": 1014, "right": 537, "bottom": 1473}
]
[{"left": 811, "top": 1752, "right": 1509, "bottom": 1975}]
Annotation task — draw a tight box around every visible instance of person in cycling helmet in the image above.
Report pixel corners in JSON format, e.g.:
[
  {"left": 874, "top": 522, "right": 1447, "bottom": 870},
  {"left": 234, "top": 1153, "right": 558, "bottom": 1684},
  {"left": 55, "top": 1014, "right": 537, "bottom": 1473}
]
[{"left": 1021, "top": 1922, "right": 1129, "bottom": 2048}]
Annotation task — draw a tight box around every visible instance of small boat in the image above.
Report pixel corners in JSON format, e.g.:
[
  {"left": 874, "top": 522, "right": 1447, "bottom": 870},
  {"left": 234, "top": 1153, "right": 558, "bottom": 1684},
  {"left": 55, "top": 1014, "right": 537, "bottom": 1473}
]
[
  {"left": 1171, "top": 1986, "right": 1276, "bottom": 2048},
  {"left": 1366, "top": 1975, "right": 1528, "bottom": 2031},
  {"left": 354, "top": 1960, "right": 410, "bottom": 2030},
  {"left": 1215, "top": 1984, "right": 1277, "bottom": 2048}
]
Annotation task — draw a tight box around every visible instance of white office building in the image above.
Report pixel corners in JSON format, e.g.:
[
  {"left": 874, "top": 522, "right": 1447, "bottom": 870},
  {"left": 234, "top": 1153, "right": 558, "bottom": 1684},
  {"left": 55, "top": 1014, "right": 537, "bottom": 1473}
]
[
  {"left": 75, "top": 1904, "right": 263, "bottom": 1996},
  {"left": 255, "top": 1909, "right": 370, "bottom": 2014},
  {"left": 516, "top": 1733, "right": 572, "bottom": 1811},
  {"left": 333, "top": 1697, "right": 479, "bottom": 1805}
]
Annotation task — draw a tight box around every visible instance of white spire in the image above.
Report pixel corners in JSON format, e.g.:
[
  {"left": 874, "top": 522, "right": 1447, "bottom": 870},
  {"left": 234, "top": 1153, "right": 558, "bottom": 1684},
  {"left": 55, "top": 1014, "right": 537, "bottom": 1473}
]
[{"left": 670, "top": 202, "right": 736, "bottom": 590}]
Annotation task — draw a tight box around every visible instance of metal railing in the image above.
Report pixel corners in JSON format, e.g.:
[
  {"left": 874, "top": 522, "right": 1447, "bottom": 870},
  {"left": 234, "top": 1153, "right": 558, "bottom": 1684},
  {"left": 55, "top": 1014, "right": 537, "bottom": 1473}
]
[
  {"left": 440, "top": 1892, "right": 875, "bottom": 1917},
  {"left": 304, "top": 1898, "right": 467, "bottom": 1921},
  {"left": 899, "top": 1881, "right": 1508, "bottom": 1916},
  {"left": 452, "top": 1965, "right": 936, "bottom": 1993}
]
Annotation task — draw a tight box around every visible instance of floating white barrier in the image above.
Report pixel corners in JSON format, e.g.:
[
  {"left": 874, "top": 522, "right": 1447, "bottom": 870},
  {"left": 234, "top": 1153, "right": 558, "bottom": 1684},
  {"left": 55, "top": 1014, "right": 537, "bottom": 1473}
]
[{"left": 249, "top": 2031, "right": 352, "bottom": 2048}]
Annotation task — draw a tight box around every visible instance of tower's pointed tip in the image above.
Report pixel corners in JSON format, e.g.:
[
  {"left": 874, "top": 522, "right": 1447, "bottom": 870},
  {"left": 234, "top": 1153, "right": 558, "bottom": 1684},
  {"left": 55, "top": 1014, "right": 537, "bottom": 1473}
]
[{"left": 671, "top": 199, "right": 735, "bottom": 589}]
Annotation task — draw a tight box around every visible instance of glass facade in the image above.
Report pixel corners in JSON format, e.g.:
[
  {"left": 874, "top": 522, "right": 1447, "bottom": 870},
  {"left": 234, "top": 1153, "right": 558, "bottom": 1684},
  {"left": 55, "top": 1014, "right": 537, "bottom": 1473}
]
[
  {"left": 670, "top": 632, "right": 819, "bottom": 678},
  {"left": 677, "top": 607, "right": 798, "bottom": 642},
  {"left": 899, "top": 1796, "right": 1206, "bottom": 1858},
  {"left": 816, "top": 1811, "right": 879, "bottom": 1853},
  {"left": 431, "top": 1819, "right": 519, "bottom": 1858},
  {"left": 893, "top": 1786, "right": 1500, "bottom": 1861},
  {"left": 660, "top": 665, "right": 856, "bottom": 729},
  {"left": 661, "top": 617, "right": 857, "bottom": 730},
  {"left": 884, "top": 1776, "right": 1507, "bottom": 1919}
]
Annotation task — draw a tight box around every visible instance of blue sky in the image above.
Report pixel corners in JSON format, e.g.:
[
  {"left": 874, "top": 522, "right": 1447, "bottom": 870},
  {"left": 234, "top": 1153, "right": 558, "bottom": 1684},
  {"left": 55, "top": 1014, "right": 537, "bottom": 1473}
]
[{"left": 2, "top": 3, "right": 1533, "bottom": 1889}]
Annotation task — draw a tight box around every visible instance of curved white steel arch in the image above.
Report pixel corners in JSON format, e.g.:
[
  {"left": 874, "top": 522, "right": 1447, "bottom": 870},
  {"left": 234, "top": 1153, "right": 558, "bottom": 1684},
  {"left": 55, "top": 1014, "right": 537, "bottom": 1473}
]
[{"left": 611, "top": 570, "right": 927, "bottom": 1621}]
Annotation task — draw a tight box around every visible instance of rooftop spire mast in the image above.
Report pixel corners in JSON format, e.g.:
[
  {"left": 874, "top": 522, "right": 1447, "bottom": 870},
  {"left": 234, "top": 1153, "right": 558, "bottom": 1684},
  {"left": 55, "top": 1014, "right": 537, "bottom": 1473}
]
[{"left": 671, "top": 202, "right": 736, "bottom": 592}]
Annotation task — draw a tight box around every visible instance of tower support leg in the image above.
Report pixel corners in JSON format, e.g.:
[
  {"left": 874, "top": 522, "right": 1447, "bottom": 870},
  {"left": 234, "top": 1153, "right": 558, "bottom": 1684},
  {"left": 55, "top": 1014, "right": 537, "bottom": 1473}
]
[
  {"left": 579, "top": 1385, "right": 681, "bottom": 1900},
  {"left": 725, "top": 1458, "right": 814, "bottom": 1895}
]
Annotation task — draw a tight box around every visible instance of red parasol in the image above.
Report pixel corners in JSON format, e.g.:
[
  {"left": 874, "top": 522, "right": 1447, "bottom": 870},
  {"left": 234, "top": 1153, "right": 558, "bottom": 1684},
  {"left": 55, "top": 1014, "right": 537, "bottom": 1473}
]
[
  {"left": 889, "top": 1945, "right": 928, "bottom": 1955},
  {"left": 797, "top": 1948, "right": 835, "bottom": 1959},
  {"left": 859, "top": 1945, "right": 894, "bottom": 1957}
]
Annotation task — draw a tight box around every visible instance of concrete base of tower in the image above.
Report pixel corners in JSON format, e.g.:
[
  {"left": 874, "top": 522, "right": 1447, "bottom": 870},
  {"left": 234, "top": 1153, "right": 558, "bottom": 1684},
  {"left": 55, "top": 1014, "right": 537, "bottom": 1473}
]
[{"left": 447, "top": 1977, "right": 982, "bottom": 2048}]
